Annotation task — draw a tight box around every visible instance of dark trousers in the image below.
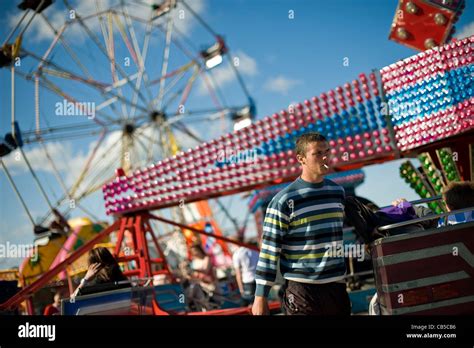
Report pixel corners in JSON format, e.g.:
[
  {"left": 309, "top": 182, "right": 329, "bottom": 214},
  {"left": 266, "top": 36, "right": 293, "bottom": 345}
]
[
  {"left": 242, "top": 281, "right": 255, "bottom": 306},
  {"left": 283, "top": 280, "right": 351, "bottom": 315}
]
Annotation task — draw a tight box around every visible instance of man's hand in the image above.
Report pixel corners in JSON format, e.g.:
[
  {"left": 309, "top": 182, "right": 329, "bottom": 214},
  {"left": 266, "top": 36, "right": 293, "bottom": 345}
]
[{"left": 252, "top": 296, "right": 270, "bottom": 315}]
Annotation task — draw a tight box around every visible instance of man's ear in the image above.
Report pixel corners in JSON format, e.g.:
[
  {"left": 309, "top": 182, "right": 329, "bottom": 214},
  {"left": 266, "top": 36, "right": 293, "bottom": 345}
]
[{"left": 296, "top": 154, "right": 305, "bottom": 165}]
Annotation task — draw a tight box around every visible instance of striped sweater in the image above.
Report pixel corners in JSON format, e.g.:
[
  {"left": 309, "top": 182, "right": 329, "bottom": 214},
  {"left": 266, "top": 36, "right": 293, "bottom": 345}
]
[{"left": 255, "top": 177, "right": 346, "bottom": 297}]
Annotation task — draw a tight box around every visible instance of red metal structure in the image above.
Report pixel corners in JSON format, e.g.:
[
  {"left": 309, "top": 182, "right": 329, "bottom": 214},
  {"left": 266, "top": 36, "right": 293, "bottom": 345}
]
[
  {"left": 0, "top": 212, "right": 261, "bottom": 314},
  {"left": 389, "top": 0, "right": 465, "bottom": 51}
]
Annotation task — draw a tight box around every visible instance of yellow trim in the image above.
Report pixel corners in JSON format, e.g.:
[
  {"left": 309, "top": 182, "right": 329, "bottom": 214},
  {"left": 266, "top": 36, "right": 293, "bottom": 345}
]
[
  {"left": 260, "top": 252, "right": 278, "bottom": 261},
  {"left": 283, "top": 251, "right": 328, "bottom": 260},
  {"left": 264, "top": 217, "right": 288, "bottom": 229},
  {"left": 290, "top": 212, "right": 343, "bottom": 227}
]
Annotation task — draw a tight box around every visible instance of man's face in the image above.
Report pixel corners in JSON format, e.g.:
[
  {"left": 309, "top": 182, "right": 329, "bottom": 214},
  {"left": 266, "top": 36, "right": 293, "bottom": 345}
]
[{"left": 297, "top": 141, "right": 331, "bottom": 176}]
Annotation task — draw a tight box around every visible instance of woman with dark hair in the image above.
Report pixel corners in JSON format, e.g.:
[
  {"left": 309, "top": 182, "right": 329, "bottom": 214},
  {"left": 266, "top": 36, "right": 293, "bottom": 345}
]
[
  {"left": 189, "top": 244, "right": 217, "bottom": 294},
  {"left": 71, "top": 247, "right": 128, "bottom": 298}
]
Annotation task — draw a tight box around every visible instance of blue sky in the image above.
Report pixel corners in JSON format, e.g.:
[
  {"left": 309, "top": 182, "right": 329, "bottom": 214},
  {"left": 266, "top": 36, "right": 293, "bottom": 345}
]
[{"left": 1, "top": 0, "right": 473, "bottom": 268}]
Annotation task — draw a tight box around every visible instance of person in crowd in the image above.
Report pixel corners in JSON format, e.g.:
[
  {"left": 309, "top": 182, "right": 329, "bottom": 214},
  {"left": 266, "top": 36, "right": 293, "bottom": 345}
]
[
  {"left": 189, "top": 244, "right": 218, "bottom": 295},
  {"left": 49, "top": 208, "right": 71, "bottom": 234},
  {"left": 34, "top": 208, "right": 71, "bottom": 235},
  {"left": 438, "top": 181, "right": 474, "bottom": 226},
  {"left": 71, "top": 247, "right": 128, "bottom": 298},
  {"left": 232, "top": 236, "right": 259, "bottom": 306},
  {"left": 43, "top": 290, "right": 62, "bottom": 315},
  {"left": 252, "top": 132, "right": 350, "bottom": 315},
  {"left": 178, "top": 260, "right": 213, "bottom": 311}
]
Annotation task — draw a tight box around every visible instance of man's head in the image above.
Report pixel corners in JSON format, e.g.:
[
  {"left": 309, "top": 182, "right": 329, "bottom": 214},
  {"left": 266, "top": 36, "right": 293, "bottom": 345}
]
[
  {"left": 295, "top": 132, "right": 330, "bottom": 178},
  {"left": 53, "top": 291, "right": 62, "bottom": 306},
  {"left": 442, "top": 181, "right": 474, "bottom": 212}
]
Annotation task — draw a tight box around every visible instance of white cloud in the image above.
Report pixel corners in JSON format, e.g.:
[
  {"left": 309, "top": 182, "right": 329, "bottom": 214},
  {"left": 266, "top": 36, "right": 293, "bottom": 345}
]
[
  {"left": 235, "top": 51, "right": 258, "bottom": 76},
  {"left": 264, "top": 75, "right": 302, "bottom": 96},
  {"left": 455, "top": 21, "right": 474, "bottom": 40},
  {"left": 170, "top": 0, "right": 206, "bottom": 36},
  {"left": 197, "top": 50, "right": 257, "bottom": 95},
  {"left": 3, "top": 141, "right": 77, "bottom": 178}
]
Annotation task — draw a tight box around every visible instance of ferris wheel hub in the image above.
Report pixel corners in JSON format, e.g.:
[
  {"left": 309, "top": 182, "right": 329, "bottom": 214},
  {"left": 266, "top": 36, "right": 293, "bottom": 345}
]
[
  {"left": 123, "top": 123, "right": 136, "bottom": 136},
  {"left": 150, "top": 110, "right": 167, "bottom": 124}
]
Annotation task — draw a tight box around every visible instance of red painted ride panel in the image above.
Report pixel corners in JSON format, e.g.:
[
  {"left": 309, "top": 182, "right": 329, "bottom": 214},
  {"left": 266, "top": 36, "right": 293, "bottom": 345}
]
[
  {"left": 372, "top": 221, "right": 474, "bottom": 315},
  {"left": 389, "top": 0, "right": 461, "bottom": 51}
]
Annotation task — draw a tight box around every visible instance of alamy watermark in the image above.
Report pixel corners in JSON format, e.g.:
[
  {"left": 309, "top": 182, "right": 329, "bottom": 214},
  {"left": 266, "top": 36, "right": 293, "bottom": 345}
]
[
  {"left": 18, "top": 322, "right": 55, "bottom": 341},
  {"left": 0, "top": 242, "right": 38, "bottom": 262},
  {"left": 55, "top": 99, "right": 95, "bottom": 120},
  {"left": 216, "top": 147, "right": 259, "bottom": 165},
  {"left": 325, "top": 243, "right": 365, "bottom": 262}
]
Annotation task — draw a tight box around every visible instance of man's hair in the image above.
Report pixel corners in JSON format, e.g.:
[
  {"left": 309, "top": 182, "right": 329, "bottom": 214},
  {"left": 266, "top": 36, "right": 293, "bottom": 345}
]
[
  {"left": 442, "top": 181, "right": 474, "bottom": 211},
  {"left": 295, "top": 132, "right": 327, "bottom": 157}
]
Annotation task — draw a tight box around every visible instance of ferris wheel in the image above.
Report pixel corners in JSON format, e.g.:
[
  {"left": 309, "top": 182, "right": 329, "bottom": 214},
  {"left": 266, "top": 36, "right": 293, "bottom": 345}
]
[{"left": 1, "top": 0, "right": 254, "bottom": 233}]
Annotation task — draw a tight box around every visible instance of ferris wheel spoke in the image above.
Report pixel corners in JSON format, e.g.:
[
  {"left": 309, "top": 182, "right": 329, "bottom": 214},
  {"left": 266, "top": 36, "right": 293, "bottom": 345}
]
[
  {"left": 22, "top": 50, "right": 150, "bottom": 116},
  {"left": 153, "top": 68, "right": 189, "bottom": 111},
  {"left": 2, "top": 9, "right": 29, "bottom": 46},
  {"left": 174, "top": 121, "right": 207, "bottom": 147},
  {"left": 95, "top": 3, "right": 128, "bottom": 121},
  {"left": 133, "top": 135, "right": 150, "bottom": 166},
  {"left": 225, "top": 52, "right": 252, "bottom": 100},
  {"left": 149, "top": 123, "right": 160, "bottom": 163},
  {"left": 68, "top": 149, "right": 122, "bottom": 205},
  {"left": 127, "top": 138, "right": 141, "bottom": 172},
  {"left": 156, "top": 124, "right": 168, "bottom": 158},
  {"left": 78, "top": 175, "right": 114, "bottom": 199},
  {"left": 207, "top": 67, "right": 229, "bottom": 108},
  {"left": 16, "top": 0, "right": 48, "bottom": 40},
  {"left": 173, "top": 64, "right": 200, "bottom": 113},
  {"left": 121, "top": 10, "right": 201, "bottom": 66},
  {"left": 154, "top": 6, "right": 174, "bottom": 111},
  {"left": 37, "top": 137, "right": 70, "bottom": 198},
  {"left": 62, "top": 0, "right": 150, "bottom": 110},
  {"left": 79, "top": 138, "right": 122, "bottom": 187},
  {"left": 24, "top": 116, "right": 101, "bottom": 143},
  {"left": 120, "top": 4, "right": 155, "bottom": 117},
  {"left": 23, "top": 48, "right": 109, "bottom": 88},
  {"left": 198, "top": 69, "right": 230, "bottom": 130},
  {"left": 77, "top": 152, "right": 121, "bottom": 198},
  {"left": 75, "top": 202, "right": 101, "bottom": 221},
  {"left": 132, "top": 123, "right": 154, "bottom": 163},
  {"left": 39, "top": 13, "right": 124, "bottom": 117},
  {"left": 34, "top": 74, "right": 118, "bottom": 125},
  {"left": 134, "top": 124, "right": 165, "bottom": 163},
  {"left": 14, "top": 69, "right": 116, "bottom": 128},
  {"left": 68, "top": 128, "right": 110, "bottom": 198},
  {"left": 36, "top": 20, "right": 66, "bottom": 71},
  {"left": 133, "top": 126, "right": 153, "bottom": 143}
]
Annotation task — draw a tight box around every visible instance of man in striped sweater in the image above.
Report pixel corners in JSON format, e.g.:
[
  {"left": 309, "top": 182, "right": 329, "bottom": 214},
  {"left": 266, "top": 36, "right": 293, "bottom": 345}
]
[{"left": 252, "top": 132, "right": 350, "bottom": 315}]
